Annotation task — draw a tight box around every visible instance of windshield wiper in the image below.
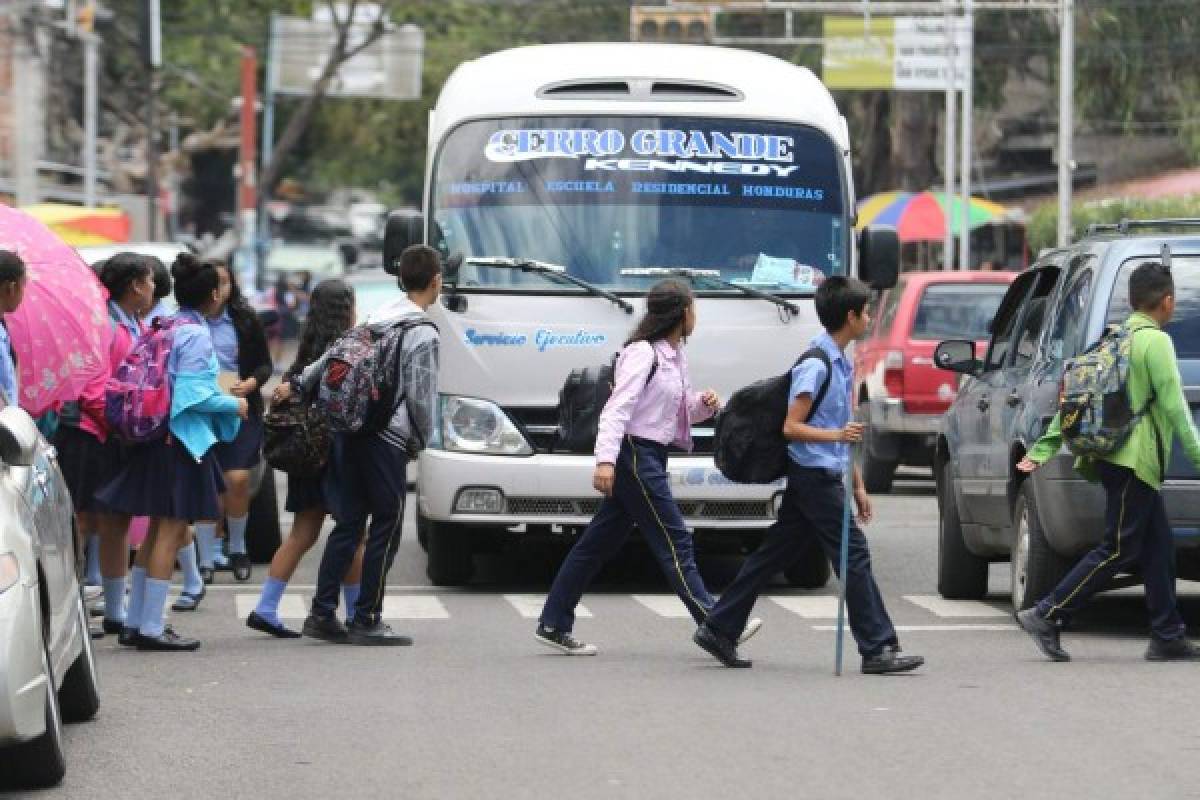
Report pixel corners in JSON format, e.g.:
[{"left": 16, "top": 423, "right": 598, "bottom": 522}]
[
  {"left": 458, "top": 257, "right": 633, "bottom": 314},
  {"left": 619, "top": 267, "right": 800, "bottom": 317}
]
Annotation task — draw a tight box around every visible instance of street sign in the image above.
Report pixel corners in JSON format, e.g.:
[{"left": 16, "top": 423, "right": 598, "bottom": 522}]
[
  {"left": 822, "top": 16, "right": 971, "bottom": 91},
  {"left": 274, "top": 10, "right": 423, "bottom": 100}
]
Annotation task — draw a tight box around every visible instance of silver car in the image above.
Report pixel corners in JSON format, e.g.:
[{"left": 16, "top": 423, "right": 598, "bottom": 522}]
[{"left": 0, "top": 406, "right": 100, "bottom": 787}]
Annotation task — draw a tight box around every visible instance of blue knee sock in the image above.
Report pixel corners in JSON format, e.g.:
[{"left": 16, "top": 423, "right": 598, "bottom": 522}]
[
  {"left": 342, "top": 583, "right": 361, "bottom": 622},
  {"left": 85, "top": 534, "right": 101, "bottom": 585},
  {"left": 194, "top": 522, "right": 217, "bottom": 569},
  {"left": 102, "top": 576, "right": 126, "bottom": 624},
  {"left": 125, "top": 567, "right": 147, "bottom": 632},
  {"left": 177, "top": 543, "right": 203, "bottom": 595},
  {"left": 139, "top": 578, "right": 170, "bottom": 637},
  {"left": 227, "top": 515, "right": 248, "bottom": 556},
  {"left": 253, "top": 577, "right": 287, "bottom": 626}
]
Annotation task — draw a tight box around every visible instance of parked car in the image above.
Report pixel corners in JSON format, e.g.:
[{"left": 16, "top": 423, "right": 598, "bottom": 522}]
[
  {"left": 934, "top": 220, "right": 1200, "bottom": 609},
  {"left": 855, "top": 271, "right": 1015, "bottom": 492},
  {"left": 0, "top": 406, "right": 100, "bottom": 788}
]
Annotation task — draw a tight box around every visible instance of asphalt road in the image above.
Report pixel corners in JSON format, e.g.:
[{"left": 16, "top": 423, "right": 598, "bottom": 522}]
[{"left": 15, "top": 470, "right": 1200, "bottom": 800}]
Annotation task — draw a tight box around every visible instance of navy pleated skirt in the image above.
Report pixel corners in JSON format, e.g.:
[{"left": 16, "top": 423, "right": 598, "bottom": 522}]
[
  {"left": 214, "top": 414, "right": 263, "bottom": 471},
  {"left": 95, "top": 435, "right": 226, "bottom": 522},
  {"left": 53, "top": 425, "right": 124, "bottom": 514},
  {"left": 285, "top": 469, "right": 326, "bottom": 514}
]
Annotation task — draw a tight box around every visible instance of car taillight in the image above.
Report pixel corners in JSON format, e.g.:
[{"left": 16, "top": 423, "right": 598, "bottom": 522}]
[{"left": 883, "top": 350, "right": 905, "bottom": 397}]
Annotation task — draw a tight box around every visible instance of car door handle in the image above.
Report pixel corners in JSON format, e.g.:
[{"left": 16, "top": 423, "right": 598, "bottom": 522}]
[
  {"left": 977, "top": 397, "right": 990, "bottom": 412},
  {"left": 1006, "top": 391, "right": 1022, "bottom": 407}
]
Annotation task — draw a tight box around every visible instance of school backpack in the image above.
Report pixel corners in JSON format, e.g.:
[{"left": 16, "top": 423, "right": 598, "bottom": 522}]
[
  {"left": 315, "top": 318, "right": 436, "bottom": 435},
  {"left": 104, "top": 317, "right": 197, "bottom": 443},
  {"left": 713, "top": 348, "right": 832, "bottom": 484},
  {"left": 557, "top": 349, "right": 658, "bottom": 453},
  {"left": 1058, "top": 325, "right": 1155, "bottom": 458},
  {"left": 263, "top": 392, "right": 332, "bottom": 477}
]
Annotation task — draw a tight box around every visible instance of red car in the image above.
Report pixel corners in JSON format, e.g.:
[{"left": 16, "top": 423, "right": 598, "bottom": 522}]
[{"left": 854, "top": 270, "right": 1016, "bottom": 493}]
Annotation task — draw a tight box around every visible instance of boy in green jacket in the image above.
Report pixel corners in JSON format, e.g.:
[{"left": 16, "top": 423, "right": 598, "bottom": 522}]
[{"left": 1015, "top": 260, "right": 1200, "bottom": 662}]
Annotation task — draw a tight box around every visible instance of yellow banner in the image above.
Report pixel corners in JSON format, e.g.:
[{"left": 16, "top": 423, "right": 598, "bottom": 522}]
[{"left": 822, "top": 17, "right": 895, "bottom": 90}]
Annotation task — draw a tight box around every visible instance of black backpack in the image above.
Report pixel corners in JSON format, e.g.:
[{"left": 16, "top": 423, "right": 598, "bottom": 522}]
[
  {"left": 713, "top": 348, "right": 832, "bottom": 484},
  {"left": 557, "top": 348, "right": 658, "bottom": 453}
]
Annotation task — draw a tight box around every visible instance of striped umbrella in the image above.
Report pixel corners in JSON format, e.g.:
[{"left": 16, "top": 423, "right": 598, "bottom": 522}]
[{"left": 856, "top": 191, "right": 1010, "bottom": 242}]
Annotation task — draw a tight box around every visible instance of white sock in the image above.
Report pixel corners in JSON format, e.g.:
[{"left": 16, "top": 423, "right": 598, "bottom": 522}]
[
  {"left": 227, "top": 515, "right": 248, "bottom": 555},
  {"left": 125, "top": 567, "right": 147, "bottom": 631},
  {"left": 177, "top": 543, "right": 204, "bottom": 595},
  {"left": 194, "top": 522, "right": 217, "bottom": 568}
]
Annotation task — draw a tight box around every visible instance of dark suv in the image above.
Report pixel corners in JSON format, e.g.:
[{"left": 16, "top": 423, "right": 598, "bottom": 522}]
[{"left": 933, "top": 220, "right": 1200, "bottom": 610}]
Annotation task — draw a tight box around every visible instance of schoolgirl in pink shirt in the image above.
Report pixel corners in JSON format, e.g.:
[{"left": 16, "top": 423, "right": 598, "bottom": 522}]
[{"left": 537, "top": 279, "right": 761, "bottom": 655}]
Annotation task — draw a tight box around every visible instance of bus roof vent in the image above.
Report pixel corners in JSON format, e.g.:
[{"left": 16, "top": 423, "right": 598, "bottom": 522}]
[
  {"left": 539, "top": 80, "right": 632, "bottom": 99},
  {"left": 650, "top": 81, "right": 741, "bottom": 101}
]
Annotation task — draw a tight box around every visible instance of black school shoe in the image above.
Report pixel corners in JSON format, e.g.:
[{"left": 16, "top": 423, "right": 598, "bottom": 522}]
[
  {"left": 347, "top": 617, "right": 413, "bottom": 646},
  {"left": 229, "top": 553, "right": 252, "bottom": 582},
  {"left": 1015, "top": 608, "right": 1071, "bottom": 662},
  {"left": 136, "top": 625, "right": 201, "bottom": 652},
  {"left": 246, "top": 611, "right": 302, "bottom": 639},
  {"left": 861, "top": 645, "right": 925, "bottom": 675},
  {"left": 118, "top": 626, "right": 139, "bottom": 647},
  {"left": 693, "top": 624, "right": 752, "bottom": 668},
  {"left": 302, "top": 613, "right": 349, "bottom": 643},
  {"left": 102, "top": 618, "right": 124, "bottom": 635},
  {"left": 1145, "top": 636, "right": 1200, "bottom": 661}
]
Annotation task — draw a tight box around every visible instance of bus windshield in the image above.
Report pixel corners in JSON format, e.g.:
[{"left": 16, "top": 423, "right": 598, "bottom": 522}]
[{"left": 431, "top": 116, "right": 848, "bottom": 295}]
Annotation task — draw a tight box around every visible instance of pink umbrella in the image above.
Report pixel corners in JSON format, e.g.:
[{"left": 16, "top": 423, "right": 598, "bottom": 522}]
[{"left": 0, "top": 204, "right": 109, "bottom": 416}]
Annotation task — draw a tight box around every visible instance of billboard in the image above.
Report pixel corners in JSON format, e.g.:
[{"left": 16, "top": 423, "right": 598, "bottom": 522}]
[{"left": 822, "top": 16, "right": 971, "bottom": 91}]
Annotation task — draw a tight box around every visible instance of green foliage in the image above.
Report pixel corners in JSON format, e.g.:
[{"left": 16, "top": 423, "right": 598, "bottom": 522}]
[{"left": 1027, "top": 194, "right": 1200, "bottom": 253}]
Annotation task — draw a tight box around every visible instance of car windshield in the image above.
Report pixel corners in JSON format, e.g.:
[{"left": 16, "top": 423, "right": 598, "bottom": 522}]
[
  {"left": 910, "top": 283, "right": 1009, "bottom": 341},
  {"left": 431, "top": 116, "right": 848, "bottom": 295},
  {"left": 1107, "top": 256, "right": 1200, "bottom": 358}
]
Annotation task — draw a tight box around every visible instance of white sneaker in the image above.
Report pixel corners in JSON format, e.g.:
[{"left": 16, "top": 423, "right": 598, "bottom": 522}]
[
  {"left": 738, "top": 617, "right": 764, "bottom": 645},
  {"left": 535, "top": 625, "right": 598, "bottom": 656}
]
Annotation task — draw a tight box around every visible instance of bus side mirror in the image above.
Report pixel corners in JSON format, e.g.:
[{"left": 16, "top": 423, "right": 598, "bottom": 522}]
[
  {"left": 383, "top": 210, "right": 424, "bottom": 276},
  {"left": 858, "top": 226, "right": 899, "bottom": 290}
]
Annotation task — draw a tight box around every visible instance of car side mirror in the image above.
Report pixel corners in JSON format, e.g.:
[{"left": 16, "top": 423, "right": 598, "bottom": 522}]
[
  {"left": 858, "top": 226, "right": 899, "bottom": 290},
  {"left": 0, "top": 406, "right": 41, "bottom": 467},
  {"left": 934, "top": 340, "right": 980, "bottom": 375},
  {"left": 383, "top": 210, "right": 424, "bottom": 276}
]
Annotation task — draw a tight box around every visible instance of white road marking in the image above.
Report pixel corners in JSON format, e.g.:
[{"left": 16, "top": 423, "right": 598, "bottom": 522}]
[
  {"left": 235, "top": 593, "right": 308, "bottom": 620},
  {"left": 812, "top": 624, "right": 1015, "bottom": 632},
  {"left": 505, "top": 594, "right": 592, "bottom": 619},
  {"left": 633, "top": 595, "right": 691, "bottom": 618},
  {"left": 382, "top": 595, "right": 450, "bottom": 619},
  {"left": 904, "top": 595, "right": 1009, "bottom": 618},
  {"left": 769, "top": 596, "right": 841, "bottom": 618}
]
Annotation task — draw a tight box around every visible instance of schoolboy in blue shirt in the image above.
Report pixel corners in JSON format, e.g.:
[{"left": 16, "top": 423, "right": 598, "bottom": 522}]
[{"left": 694, "top": 276, "right": 924, "bottom": 674}]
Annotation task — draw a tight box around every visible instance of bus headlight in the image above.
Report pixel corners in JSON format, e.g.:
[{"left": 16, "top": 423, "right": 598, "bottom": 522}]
[{"left": 441, "top": 396, "right": 533, "bottom": 456}]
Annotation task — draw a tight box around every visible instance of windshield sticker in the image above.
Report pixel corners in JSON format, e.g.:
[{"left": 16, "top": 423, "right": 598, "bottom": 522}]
[
  {"left": 464, "top": 328, "right": 609, "bottom": 351},
  {"left": 747, "top": 254, "right": 827, "bottom": 289}
]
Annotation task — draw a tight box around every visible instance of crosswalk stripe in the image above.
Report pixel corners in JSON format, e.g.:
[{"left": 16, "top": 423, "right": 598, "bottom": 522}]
[
  {"left": 903, "top": 595, "right": 1009, "bottom": 618},
  {"left": 812, "top": 624, "right": 1015, "bottom": 632},
  {"left": 234, "top": 593, "right": 308, "bottom": 620},
  {"left": 504, "top": 594, "right": 592, "bottom": 620},
  {"left": 632, "top": 595, "right": 691, "bottom": 618},
  {"left": 382, "top": 595, "right": 450, "bottom": 620},
  {"left": 769, "top": 596, "right": 840, "bottom": 618}
]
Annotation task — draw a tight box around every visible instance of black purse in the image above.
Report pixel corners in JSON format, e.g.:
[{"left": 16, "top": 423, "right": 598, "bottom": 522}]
[{"left": 263, "top": 394, "right": 332, "bottom": 478}]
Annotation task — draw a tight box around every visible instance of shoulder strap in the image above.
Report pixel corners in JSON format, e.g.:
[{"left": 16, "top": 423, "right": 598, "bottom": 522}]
[{"left": 796, "top": 347, "right": 833, "bottom": 423}]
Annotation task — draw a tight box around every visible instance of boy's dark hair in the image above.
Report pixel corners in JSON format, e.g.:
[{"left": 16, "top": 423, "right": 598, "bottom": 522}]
[
  {"left": 1128, "top": 261, "right": 1174, "bottom": 311},
  {"left": 171, "top": 252, "right": 220, "bottom": 309},
  {"left": 0, "top": 250, "right": 26, "bottom": 285},
  {"left": 814, "top": 275, "right": 870, "bottom": 331},
  {"left": 399, "top": 244, "right": 442, "bottom": 292}
]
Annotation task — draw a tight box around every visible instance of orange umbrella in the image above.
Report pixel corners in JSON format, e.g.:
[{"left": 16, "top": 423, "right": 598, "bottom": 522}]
[{"left": 21, "top": 203, "right": 131, "bottom": 247}]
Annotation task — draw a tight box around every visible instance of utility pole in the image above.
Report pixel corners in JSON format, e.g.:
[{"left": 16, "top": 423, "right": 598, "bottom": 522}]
[
  {"left": 141, "top": 0, "right": 161, "bottom": 240},
  {"left": 256, "top": 12, "right": 280, "bottom": 290},
  {"left": 957, "top": 0, "right": 974, "bottom": 270},
  {"left": 1056, "top": 0, "right": 1074, "bottom": 247},
  {"left": 942, "top": 0, "right": 957, "bottom": 270},
  {"left": 237, "top": 46, "right": 258, "bottom": 291},
  {"left": 12, "top": 4, "right": 45, "bottom": 206},
  {"left": 81, "top": 2, "right": 98, "bottom": 207}
]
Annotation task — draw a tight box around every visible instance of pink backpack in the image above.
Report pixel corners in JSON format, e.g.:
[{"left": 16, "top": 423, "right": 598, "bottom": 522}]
[{"left": 104, "top": 317, "right": 196, "bottom": 443}]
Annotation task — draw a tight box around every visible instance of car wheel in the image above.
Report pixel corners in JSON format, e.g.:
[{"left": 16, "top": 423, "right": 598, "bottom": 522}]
[
  {"left": 426, "top": 520, "right": 475, "bottom": 586},
  {"left": 59, "top": 589, "right": 100, "bottom": 723},
  {"left": 0, "top": 639, "right": 66, "bottom": 788},
  {"left": 860, "top": 414, "right": 897, "bottom": 494},
  {"left": 246, "top": 465, "right": 282, "bottom": 564},
  {"left": 937, "top": 463, "right": 988, "bottom": 599},
  {"left": 782, "top": 543, "right": 831, "bottom": 589},
  {"left": 1011, "top": 482, "right": 1070, "bottom": 611}
]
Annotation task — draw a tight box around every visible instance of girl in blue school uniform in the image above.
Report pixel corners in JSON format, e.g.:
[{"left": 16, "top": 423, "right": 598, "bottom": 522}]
[{"left": 96, "top": 254, "right": 247, "bottom": 651}]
